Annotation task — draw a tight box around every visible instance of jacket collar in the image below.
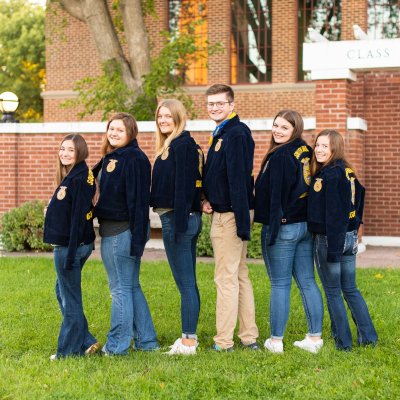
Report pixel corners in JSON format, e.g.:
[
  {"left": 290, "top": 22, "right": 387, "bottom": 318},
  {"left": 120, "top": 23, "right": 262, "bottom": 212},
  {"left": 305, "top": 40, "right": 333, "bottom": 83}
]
[
  {"left": 65, "top": 161, "right": 87, "bottom": 180},
  {"left": 215, "top": 115, "right": 240, "bottom": 137},
  {"left": 107, "top": 138, "right": 138, "bottom": 156}
]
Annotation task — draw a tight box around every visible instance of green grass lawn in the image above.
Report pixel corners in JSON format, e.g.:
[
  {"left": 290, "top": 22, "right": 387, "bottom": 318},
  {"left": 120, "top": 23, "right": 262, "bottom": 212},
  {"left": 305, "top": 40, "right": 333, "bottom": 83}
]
[{"left": 0, "top": 257, "right": 399, "bottom": 399}]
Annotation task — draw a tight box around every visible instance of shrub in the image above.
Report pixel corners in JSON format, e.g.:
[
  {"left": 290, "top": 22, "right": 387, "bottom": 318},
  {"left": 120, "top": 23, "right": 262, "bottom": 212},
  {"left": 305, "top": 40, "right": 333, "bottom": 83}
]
[
  {"left": 0, "top": 200, "right": 52, "bottom": 252},
  {"left": 196, "top": 214, "right": 262, "bottom": 258},
  {"left": 247, "top": 222, "right": 262, "bottom": 259},
  {"left": 196, "top": 214, "right": 213, "bottom": 257}
]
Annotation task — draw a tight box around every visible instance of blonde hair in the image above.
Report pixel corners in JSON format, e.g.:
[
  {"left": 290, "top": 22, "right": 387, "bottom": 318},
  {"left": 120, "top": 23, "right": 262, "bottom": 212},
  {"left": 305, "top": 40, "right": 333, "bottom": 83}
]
[
  {"left": 55, "top": 134, "right": 89, "bottom": 187},
  {"left": 101, "top": 112, "right": 138, "bottom": 156},
  {"left": 310, "top": 129, "right": 356, "bottom": 177},
  {"left": 154, "top": 99, "right": 187, "bottom": 159}
]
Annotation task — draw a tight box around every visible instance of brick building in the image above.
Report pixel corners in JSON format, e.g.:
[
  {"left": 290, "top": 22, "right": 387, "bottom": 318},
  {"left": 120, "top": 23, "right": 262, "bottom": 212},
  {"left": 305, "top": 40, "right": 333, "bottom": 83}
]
[{"left": 1, "top": 0, "right": 399, "bottom": 244}]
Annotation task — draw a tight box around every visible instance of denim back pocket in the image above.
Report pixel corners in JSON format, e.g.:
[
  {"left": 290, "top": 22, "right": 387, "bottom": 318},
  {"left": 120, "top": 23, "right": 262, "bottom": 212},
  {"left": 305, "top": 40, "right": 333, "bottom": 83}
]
[
  {"left": 343, "top": 230, "right": 358, "bottom": 255},
  {"left": 185, "top": 212, "right": 201, "bottom": 237},
  {"left": 278, "top": 223, "right": 302, "bottom": 242}
]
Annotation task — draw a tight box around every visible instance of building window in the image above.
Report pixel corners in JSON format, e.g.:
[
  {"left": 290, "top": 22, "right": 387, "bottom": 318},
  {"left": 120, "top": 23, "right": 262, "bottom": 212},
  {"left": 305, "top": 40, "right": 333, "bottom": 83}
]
[
  {"left": 231, "top": 0, "right": 272, "bottom": 84},
  {"left": 298, "top": 0, "right": 341, "bottom": 81},
  {"left": 368, "top": 0, "right": 400, "bottom": 39},
  {"left": 169, "top": 0, "right": 208, "bottom": 85}
]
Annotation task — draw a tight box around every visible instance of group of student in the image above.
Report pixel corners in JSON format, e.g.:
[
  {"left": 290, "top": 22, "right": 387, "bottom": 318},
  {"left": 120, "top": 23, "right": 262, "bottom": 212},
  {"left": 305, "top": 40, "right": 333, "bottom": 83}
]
[{"left": 43, "top": 84, "right": 378, "bottom": 360}]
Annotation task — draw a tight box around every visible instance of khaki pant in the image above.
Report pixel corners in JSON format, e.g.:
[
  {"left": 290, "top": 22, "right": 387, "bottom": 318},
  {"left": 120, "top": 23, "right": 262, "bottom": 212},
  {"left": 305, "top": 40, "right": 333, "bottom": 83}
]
[{"left": 210, "top": 211, "right": 259, "bottom": 348}]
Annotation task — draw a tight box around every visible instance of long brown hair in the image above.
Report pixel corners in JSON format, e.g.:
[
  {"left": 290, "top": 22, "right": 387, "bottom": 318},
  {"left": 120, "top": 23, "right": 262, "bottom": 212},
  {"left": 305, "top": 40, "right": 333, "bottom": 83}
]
[
  {"left": 310, "top": 129, "right": 356, "bottom": 177},
  {"left": 101, "top": 112, "right": 138, "bottom": 156},
  {"left": 55, "top": 134, "right": 89, "bottom": 187},
  {"left": 261, "top": 109, "right": 304, "bottom": 165},
  {"left": 154, "top": 99, "right": 187, "bottom": 159}
]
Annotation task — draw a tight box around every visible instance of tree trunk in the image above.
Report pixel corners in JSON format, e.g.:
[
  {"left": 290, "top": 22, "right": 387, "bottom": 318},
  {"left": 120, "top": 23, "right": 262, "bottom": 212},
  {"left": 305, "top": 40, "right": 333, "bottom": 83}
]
[
  {"left": 60, "top": 0, "right": 150, "bottom": 95},
  {"left": 120, "top": 0, "right": 150, "bottom": 83}
]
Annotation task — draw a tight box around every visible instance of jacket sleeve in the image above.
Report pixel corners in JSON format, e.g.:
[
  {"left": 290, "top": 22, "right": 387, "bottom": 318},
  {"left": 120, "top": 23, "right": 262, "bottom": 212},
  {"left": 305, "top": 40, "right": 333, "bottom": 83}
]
[
  {"left": 266, "top": 153, "right": 296, "bottom": 246},
  {"left": 325, "top": 173, "right": 350, "bottom": 262},
  {"left": 65, "top": 177, "right": 93, "bottom": 269},
  {"left": 126, "top": 157, "right": 151, "bottom": 257},
  {"left": 225, "top": 134, "right": 252, "bottom": 241},
  {"left": 173, "top": 142, "right": 194, "bottom": 237}
]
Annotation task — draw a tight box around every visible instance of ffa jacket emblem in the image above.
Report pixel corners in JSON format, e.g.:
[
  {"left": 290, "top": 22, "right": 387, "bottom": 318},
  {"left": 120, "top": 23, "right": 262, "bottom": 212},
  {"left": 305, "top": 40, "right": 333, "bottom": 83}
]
[
  {"left": 161, "top": 147, "right": 170, "bottom": 160},
  {"left": 313, "top": 178, "right": 323, "bottom": 192},
  {"left": 215, "top": 139, "right": 223, "bottom": 152},
  {"left": 301, "top": 157, "right": 311, "bottom": 186},
  {"left": 57, "top": 186, "right": 67, "bottom": 200},
  {"left": 106, "top": 159, "right": 118, "bottom": 172}
]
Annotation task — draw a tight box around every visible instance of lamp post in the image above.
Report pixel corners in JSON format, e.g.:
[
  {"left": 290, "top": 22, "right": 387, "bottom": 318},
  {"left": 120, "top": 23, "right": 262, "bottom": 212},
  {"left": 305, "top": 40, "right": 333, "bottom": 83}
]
[{"left": 0, "top": 91, "right": 19, "bottom": 123}]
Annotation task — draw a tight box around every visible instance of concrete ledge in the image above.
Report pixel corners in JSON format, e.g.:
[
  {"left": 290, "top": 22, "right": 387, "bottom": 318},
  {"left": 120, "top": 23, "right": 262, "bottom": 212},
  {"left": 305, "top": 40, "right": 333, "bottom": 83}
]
[
  {"left": 362, "top": 236, "right": 400, "bottom": 247},
  {"left": 0, "top": 119, "right": 317, "bottom": 134},
  {"left": 347, "top": 117, "right": 368, "bottom": 131}
]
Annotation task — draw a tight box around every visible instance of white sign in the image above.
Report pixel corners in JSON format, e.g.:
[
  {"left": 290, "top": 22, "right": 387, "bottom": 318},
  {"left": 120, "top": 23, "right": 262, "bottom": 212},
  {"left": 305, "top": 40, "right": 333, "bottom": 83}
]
[{"left": 303, "top": 38, "right": 400, "bottom": 79}]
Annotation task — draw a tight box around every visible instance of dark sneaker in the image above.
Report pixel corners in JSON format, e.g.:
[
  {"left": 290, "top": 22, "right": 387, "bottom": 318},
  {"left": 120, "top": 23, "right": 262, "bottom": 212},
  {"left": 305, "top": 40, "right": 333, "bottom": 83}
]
[
  {"left": 211, "top": 343, "right": 234, "bottom": 352},
  {"left": 240, "top": 341, "right": 261, "bottom": 350}
]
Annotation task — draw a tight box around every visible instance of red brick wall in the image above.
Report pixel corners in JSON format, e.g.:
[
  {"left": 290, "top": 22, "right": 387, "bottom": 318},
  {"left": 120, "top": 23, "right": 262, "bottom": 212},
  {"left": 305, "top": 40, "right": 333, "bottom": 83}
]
[
  {"left": 272, "top": 0, "right": 297, "bottom": 83},
  {"left": 44, "top": 0, "right": 315, "bottom": 122},
  {"left": 22, "top": 0, "right": 399, "bottom": 238},
  {"left": 363, "top": 72, "right": 400, "bottom": 236},
  {"left": 341, "top": 0, "right": 368, "bottom": 40}
]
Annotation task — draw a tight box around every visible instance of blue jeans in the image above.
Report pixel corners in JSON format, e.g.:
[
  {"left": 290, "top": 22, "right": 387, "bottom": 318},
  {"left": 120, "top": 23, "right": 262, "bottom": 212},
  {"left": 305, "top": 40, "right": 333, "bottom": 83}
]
[
  {"left": 160, "top": 211, "right": 202, "bottom": 337},
  {"left": 54, "top": 242, "right": 97, "bottom": 357},
  {"left": 261, "top": 222, "right": 323, "bottom": 339},
  {"left": 101, "top": 229, "right": 159, "bottom": 354},
  {"left": 315, "top": 231, "right": 378, "bottom": 350}
]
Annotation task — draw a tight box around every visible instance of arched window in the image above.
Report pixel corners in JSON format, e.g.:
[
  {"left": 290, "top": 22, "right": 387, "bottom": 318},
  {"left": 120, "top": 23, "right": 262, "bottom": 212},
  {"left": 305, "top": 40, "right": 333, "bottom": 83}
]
[
  {"left": 231, "top": 0, "right": 272, "bottom": 84},
  {"left": 368, "top": 0, "right": 400, "bottom": 39},
  {"left": 169, "top": 0, "right": 208, "bottom": 85},
  {"left": 298, "top": 0, "right": 341, "bottom": 81}
]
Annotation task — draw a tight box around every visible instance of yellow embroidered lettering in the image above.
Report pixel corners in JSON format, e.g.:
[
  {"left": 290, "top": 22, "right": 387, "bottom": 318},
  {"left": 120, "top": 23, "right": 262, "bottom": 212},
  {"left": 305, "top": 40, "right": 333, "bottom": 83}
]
[
  {"left": 294, "top": 146, "right": 308, "bottom": 159},
  {"left": 87, "top": 169, "right": 94, "bottom": 185}
]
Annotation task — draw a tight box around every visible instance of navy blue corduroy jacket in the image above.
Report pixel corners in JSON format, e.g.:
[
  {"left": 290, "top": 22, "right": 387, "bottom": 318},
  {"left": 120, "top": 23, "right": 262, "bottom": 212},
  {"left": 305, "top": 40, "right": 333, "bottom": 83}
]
[
  {"left": 150, "top": 131, "right": 203, "bottom": 235},
  {"left": 307, "top": 159, "right": 365, "bottom": 262},
  {"left": 94, "top": 139, "right": 151, "bottom": 258},
  {"left": 254, "top": 139, "right": 312, "bottom": 246},
  {"left": 44, "top": 161, "right": 96, "bottom": 269},
  {"left": 203, "top": 115, "right": 255, "bottom": 241}
]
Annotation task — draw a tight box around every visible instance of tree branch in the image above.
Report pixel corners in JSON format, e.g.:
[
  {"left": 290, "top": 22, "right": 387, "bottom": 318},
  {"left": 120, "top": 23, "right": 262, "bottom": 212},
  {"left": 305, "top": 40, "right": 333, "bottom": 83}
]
[{"left": 59, "top": 0, "right": 85, "bottom": 22}]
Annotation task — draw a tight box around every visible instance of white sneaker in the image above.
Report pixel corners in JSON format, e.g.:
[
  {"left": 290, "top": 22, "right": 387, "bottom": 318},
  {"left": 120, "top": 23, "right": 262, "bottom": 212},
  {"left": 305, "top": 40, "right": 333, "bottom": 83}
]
[
  {"left": 293, "top": 335, "right": 323, "bottom": 354},
  {"left": 166, "top": 338, "right": 198, "bottom": 355},
  {"left": 49, "top": 354, "right": 58, "bottom": 361},
  {"left": 264, "top": 338, "right": 283, "bottom": 353}
]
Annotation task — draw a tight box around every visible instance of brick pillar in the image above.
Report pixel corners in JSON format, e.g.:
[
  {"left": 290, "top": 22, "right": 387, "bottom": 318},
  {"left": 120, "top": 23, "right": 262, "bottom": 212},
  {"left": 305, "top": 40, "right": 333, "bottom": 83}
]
[
  {"left": 207, "top": 0, "right": 231, "bottom": 84},
  {"left": 315, "top": 79, "right": 350, "bottom": 131},
  {"left": 271, "top": 0, "right": 297, "bottom": 83},
  {"left": 341, "top": 0, "right": 368, "bottom": 40},
  {"left": 314, "top": 78, "right": 366, "bottom": 235}
]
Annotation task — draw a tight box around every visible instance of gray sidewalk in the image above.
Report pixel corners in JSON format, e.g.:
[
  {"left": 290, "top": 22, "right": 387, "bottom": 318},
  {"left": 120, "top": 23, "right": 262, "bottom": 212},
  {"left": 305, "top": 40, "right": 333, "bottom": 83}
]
[{"left": 1, "top": 244, "right": 399, "bottom": 269}]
